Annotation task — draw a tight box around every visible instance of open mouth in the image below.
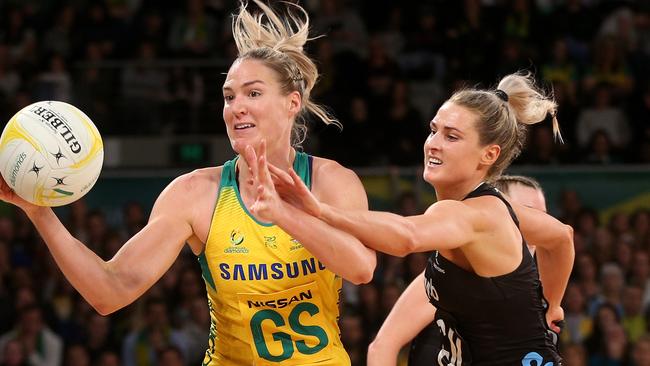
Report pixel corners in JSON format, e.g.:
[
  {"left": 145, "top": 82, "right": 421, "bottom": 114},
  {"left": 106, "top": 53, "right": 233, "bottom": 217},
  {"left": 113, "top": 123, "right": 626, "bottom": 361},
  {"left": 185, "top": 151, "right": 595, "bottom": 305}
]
[
  {"left": 234, "top": 123, "right": 256, "bottom": 130},
  {"left": 427, "top": 157, "right": 442, "bottom": 166}
]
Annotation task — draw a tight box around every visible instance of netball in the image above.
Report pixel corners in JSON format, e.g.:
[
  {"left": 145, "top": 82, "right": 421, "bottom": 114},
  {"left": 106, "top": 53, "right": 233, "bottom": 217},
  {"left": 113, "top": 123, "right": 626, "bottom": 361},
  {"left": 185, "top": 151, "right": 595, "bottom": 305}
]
[{"left": 0, "top": 101, "right": 103, "bottom": 207}]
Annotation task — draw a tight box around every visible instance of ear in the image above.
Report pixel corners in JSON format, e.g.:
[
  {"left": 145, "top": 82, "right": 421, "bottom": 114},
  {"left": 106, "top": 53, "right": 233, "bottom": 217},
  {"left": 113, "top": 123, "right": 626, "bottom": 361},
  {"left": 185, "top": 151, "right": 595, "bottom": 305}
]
[
  {"left": 480, "top": 144, "right": 500, "bottom": 167},
  {"left": 287, "top": 91, "right": 302, "bottom": 117}
]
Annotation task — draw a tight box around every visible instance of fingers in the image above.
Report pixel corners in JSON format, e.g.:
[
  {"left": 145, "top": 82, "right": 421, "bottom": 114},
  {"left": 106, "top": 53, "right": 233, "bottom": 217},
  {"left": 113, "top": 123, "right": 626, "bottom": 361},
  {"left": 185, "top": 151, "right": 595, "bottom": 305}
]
[
  {"left": 257, "top": 154, "right": 271, "bottom": 187},
  {"left": 243, "top": 145, "right": 259, "bottom": 180},
  {"left": 250, "top": 185, "right": 266, "bottom": 215},
  {"left": 551, "top": 319, "right": 565, "bottom": 334},
  {"left": 289, "top": 168, "right": 309, "bottom": 193},
  {"left": 261, "top": 138, "right": 267, "bottom": 157},
  {"left": 268, "top": 163, "right": 293, "bottom": 185},
  {"left": 257, "top": 140, "right": 273, "bottom": 186}
]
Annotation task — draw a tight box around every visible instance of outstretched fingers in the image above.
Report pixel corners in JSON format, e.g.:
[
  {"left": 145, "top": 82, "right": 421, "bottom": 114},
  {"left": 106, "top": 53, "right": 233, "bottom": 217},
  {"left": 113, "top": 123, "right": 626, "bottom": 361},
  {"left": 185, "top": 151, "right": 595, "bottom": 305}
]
[
  {"left": 256, "top": 140, "right": 274, "bottom": 189},
  {"left": 268, "top": 163, "right": 294, "bottom": 186},
  {"left": 287, "top": 168, "right": 321, "bottom": 217},
  {"left": 288, "top": 168, "right": 309, "bottom": 195},
  {"left": 243, "top": 145, "right": 259, "bottom": 182},
  {"left": 249, "top": 184, "right": 266, "bottom": 216}
]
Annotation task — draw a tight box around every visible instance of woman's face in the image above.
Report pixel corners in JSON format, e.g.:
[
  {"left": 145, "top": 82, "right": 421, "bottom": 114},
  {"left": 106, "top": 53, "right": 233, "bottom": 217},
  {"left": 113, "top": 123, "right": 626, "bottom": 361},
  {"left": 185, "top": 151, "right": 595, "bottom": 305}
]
[
  {"left": 423, "top": 102, "right": 493, "bottom": 187},
  {"left": 222, "top": 59, "right": 299, "bottom": 154}
]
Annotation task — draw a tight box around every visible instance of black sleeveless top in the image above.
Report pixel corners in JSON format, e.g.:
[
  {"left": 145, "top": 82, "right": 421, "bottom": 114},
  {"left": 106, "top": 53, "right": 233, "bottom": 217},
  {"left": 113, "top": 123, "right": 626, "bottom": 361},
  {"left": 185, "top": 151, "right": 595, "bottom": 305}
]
[{"left": 421, "top": 183, "right": 561, "bottom": 366}]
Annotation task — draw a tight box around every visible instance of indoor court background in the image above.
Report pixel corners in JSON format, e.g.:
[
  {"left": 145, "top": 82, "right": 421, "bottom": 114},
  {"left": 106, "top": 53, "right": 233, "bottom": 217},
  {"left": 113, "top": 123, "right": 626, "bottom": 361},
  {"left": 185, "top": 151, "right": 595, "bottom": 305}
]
[{"left": 0, "top": 0, "right": 649, "bottom": 365}]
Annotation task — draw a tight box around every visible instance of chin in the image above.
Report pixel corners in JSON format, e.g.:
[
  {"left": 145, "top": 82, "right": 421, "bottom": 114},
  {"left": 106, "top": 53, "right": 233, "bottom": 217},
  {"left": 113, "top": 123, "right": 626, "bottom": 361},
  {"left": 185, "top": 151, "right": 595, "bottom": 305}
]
[
  {"left": 230, "top": 137, "right": 258, "bottom": 154},
  {"left": 422, "top": 170, "right": 439, "bottom": 186},
  {"left": 423, "top": 168, "right": 457, "bottom": 188}
]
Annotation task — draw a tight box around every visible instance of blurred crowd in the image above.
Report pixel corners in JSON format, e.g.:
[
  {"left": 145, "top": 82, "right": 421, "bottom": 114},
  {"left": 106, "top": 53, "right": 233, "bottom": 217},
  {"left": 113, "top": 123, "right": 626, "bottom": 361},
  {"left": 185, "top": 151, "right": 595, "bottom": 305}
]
[{"left": 0, "top": 0, "right": 650, "bottom": 166}]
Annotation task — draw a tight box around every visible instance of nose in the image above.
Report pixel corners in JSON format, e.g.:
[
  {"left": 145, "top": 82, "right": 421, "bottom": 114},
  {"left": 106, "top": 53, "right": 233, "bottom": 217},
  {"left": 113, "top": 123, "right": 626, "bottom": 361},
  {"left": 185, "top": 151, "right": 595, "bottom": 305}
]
[
  {"left": 229, "top": 97, "right": 247, "bottom": 117},
  {"left": 424, "top": 131, "right": 441, "bottom": 152}
]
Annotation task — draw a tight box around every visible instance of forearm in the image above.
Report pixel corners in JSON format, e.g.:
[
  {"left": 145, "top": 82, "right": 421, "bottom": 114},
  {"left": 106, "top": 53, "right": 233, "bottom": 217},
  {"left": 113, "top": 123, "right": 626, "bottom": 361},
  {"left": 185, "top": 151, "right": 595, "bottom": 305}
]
[
  {"left": 320, "top": 204, "right": 416, "bottom": 257},
  {"left": 24, "top": 207, "right": 124, "bottom": 313},
  {"left": 535, "top": 226, "right": 574, "bottom": 308},
  {"left": 368, "top": 272, "right": 435, "bottom": 366},
  {"left": 275, "top": 201, "right": 376, "bottom": 284}
]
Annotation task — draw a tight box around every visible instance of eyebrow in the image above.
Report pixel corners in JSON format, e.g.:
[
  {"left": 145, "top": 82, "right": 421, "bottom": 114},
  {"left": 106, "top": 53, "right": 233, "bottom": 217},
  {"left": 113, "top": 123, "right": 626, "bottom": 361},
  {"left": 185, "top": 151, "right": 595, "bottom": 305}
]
[
  {"left": 223, "top": 79, "right": 265, "bottom": 91},
  {"left": 430, "top": 120, "right": 463, "bottom": 134}
]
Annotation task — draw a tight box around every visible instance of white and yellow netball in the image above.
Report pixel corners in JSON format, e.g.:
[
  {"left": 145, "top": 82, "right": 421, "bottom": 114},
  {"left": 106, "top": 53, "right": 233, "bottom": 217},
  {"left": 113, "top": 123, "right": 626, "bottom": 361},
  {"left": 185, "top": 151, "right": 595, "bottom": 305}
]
[{"left": 0, "top": 101, "right": 103, "bottom": 207}]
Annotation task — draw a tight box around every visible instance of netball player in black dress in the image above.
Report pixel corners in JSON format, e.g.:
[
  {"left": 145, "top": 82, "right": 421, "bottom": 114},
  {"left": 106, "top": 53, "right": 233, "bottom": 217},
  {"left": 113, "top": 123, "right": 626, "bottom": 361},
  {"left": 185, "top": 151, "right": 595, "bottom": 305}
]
[{"left": 371, "top": 175, "right": 552, "bottom": 366}]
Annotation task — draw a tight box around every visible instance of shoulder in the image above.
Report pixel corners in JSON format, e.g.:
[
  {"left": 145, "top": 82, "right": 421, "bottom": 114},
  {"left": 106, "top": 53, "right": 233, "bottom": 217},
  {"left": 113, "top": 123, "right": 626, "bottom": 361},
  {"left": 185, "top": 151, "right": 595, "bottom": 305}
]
[
  {"left": 311, "top": 156, "right": 359, "bottom": 182},
  {"left": 154, "top": 166, "right": 223, "bottom": 211},
  {"left": 460, "top": 195, "right": 515, "bottom": 232},
  {"left": 426, "top": 197, "right": 506, "bottom": 232},
  {"left": 165, "top": 166, "right": 223, "bottom": 197},
  {"left": 149, "top": 166, "right": 224, "bottom": 233},
  {"left": 310, "top": 156, "right": 367, "bottom": 209}
]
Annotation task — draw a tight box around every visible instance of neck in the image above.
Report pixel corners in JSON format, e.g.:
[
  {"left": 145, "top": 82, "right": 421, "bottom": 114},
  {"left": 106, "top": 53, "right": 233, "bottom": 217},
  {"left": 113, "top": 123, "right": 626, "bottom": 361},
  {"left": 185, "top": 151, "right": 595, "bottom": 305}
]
[
  {"left": 267, "top": 146, "right": 296, "bottom": 171},
  {"left": 236, "top": 146, "right": 295, "bottom": 187},
  {"left": 434, "top": 176, "right": 486, "bottom": 201}
]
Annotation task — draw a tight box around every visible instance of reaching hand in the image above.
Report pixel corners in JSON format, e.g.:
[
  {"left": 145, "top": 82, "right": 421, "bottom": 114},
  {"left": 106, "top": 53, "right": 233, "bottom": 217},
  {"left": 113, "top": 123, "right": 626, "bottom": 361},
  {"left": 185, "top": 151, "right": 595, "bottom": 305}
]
[
  {"left": 267, "top": 163, "right": 322, "bottom": 218},
  {"left": 242, "top": 141, "right": 283, "bottom": 223},
  {"left": 0, "top": 175, "right": 38, "bottom": 212}
]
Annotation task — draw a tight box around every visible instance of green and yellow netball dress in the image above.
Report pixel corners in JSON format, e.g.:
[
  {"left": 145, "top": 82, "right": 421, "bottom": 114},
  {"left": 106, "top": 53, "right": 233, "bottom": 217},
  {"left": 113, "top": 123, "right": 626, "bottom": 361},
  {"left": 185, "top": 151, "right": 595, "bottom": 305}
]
[{"left": 199, "top": 152, "right": 349, "bottom": 365}]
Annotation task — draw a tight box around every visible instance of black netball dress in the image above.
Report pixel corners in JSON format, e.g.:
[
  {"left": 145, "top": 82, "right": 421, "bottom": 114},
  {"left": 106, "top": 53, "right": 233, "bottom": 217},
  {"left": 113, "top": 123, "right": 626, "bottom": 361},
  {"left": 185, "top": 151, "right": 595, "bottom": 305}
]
[{"left": 422, "top": 183, "right": 561, "bottom": 366}]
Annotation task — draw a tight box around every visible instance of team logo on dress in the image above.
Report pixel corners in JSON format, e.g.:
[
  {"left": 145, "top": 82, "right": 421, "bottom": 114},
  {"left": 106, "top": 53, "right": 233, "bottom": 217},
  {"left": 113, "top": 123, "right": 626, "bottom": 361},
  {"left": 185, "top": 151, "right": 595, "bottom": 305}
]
[
  {"left": 264, "top": 236, "right": 277, "bottom": 249},
  {"left": 225, "top": 229, "right": 249, "bottom": 254},
  {"left": 230, "top": 229, "right": 244, "bottom": 245},
  {"left": 433, "top": 251, "right": 445, "bottom": 273},
  {"left": 289, "top": 238, "right": 303, "bottom": 251}
]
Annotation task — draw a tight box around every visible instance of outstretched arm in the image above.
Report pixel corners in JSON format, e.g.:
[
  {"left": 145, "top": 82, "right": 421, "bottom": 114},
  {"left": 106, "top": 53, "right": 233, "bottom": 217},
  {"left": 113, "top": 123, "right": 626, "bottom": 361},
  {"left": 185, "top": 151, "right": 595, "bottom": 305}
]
[
  {"left": 264, "top": 151, "right": 478, "bottom": 257},
  {"left": 368, "top": 272, "right": 436, "bottom": 366},
  {"left": 244, "top": 144, "right": 376, "bottom": 284},
  {"left": 3, "top": 173, "right": 198, "bottom": 315},
  {"left": 319, "top": 200, "right": 477, "bottom": 257},
  {"left": 511, "top": 202, "right": 574, "bottom": 332}
]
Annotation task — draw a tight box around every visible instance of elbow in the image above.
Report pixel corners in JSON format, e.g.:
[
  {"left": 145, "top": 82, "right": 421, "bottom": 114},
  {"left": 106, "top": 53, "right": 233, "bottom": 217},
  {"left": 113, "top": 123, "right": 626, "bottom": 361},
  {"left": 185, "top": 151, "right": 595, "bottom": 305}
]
[
  {"left": 367, "top": 339, "right": 381, "bottom": 362},
  {"left": 564, "top": 224, "right": 575, "bottom": 253},
  {"left": 87, "top": 285, "right": 129, "bottom": 315},
  {"left": 565, "top": 224, "right": 574, "bottom": 242},
  {"left": 90, "top": 299, "right": 120, "bottom": 316},
  {"left": 347, "top": 273, "right": 372, "bottom": 286},
  {"left": 95, "top": 306, "right": 116, "bottom": 317},
  {"left": 367, "top": 334, "right": 398, "bottom": 364},
  {"left": 348, "top": 266, "right": 374, "bottom": 285},
  {"left": 354, "top": 267, "right": 375, "bottom": 285},
  {"left": 346, "top": 255, "right": 376, "bottom": 285}
]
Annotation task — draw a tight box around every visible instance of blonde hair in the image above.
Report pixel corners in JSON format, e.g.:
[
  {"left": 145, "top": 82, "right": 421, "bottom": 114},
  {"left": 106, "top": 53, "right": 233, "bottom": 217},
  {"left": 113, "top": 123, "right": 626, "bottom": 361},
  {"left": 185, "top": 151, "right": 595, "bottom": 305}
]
[
  {"left": 493, "top": 175, "right": 543, "bottom": 195},
  {"left": 231, "top": 0, "right": 339, "bottom": 147},
  {"left": 448, "top": 72, "right": 560, "bottom": 179}
]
